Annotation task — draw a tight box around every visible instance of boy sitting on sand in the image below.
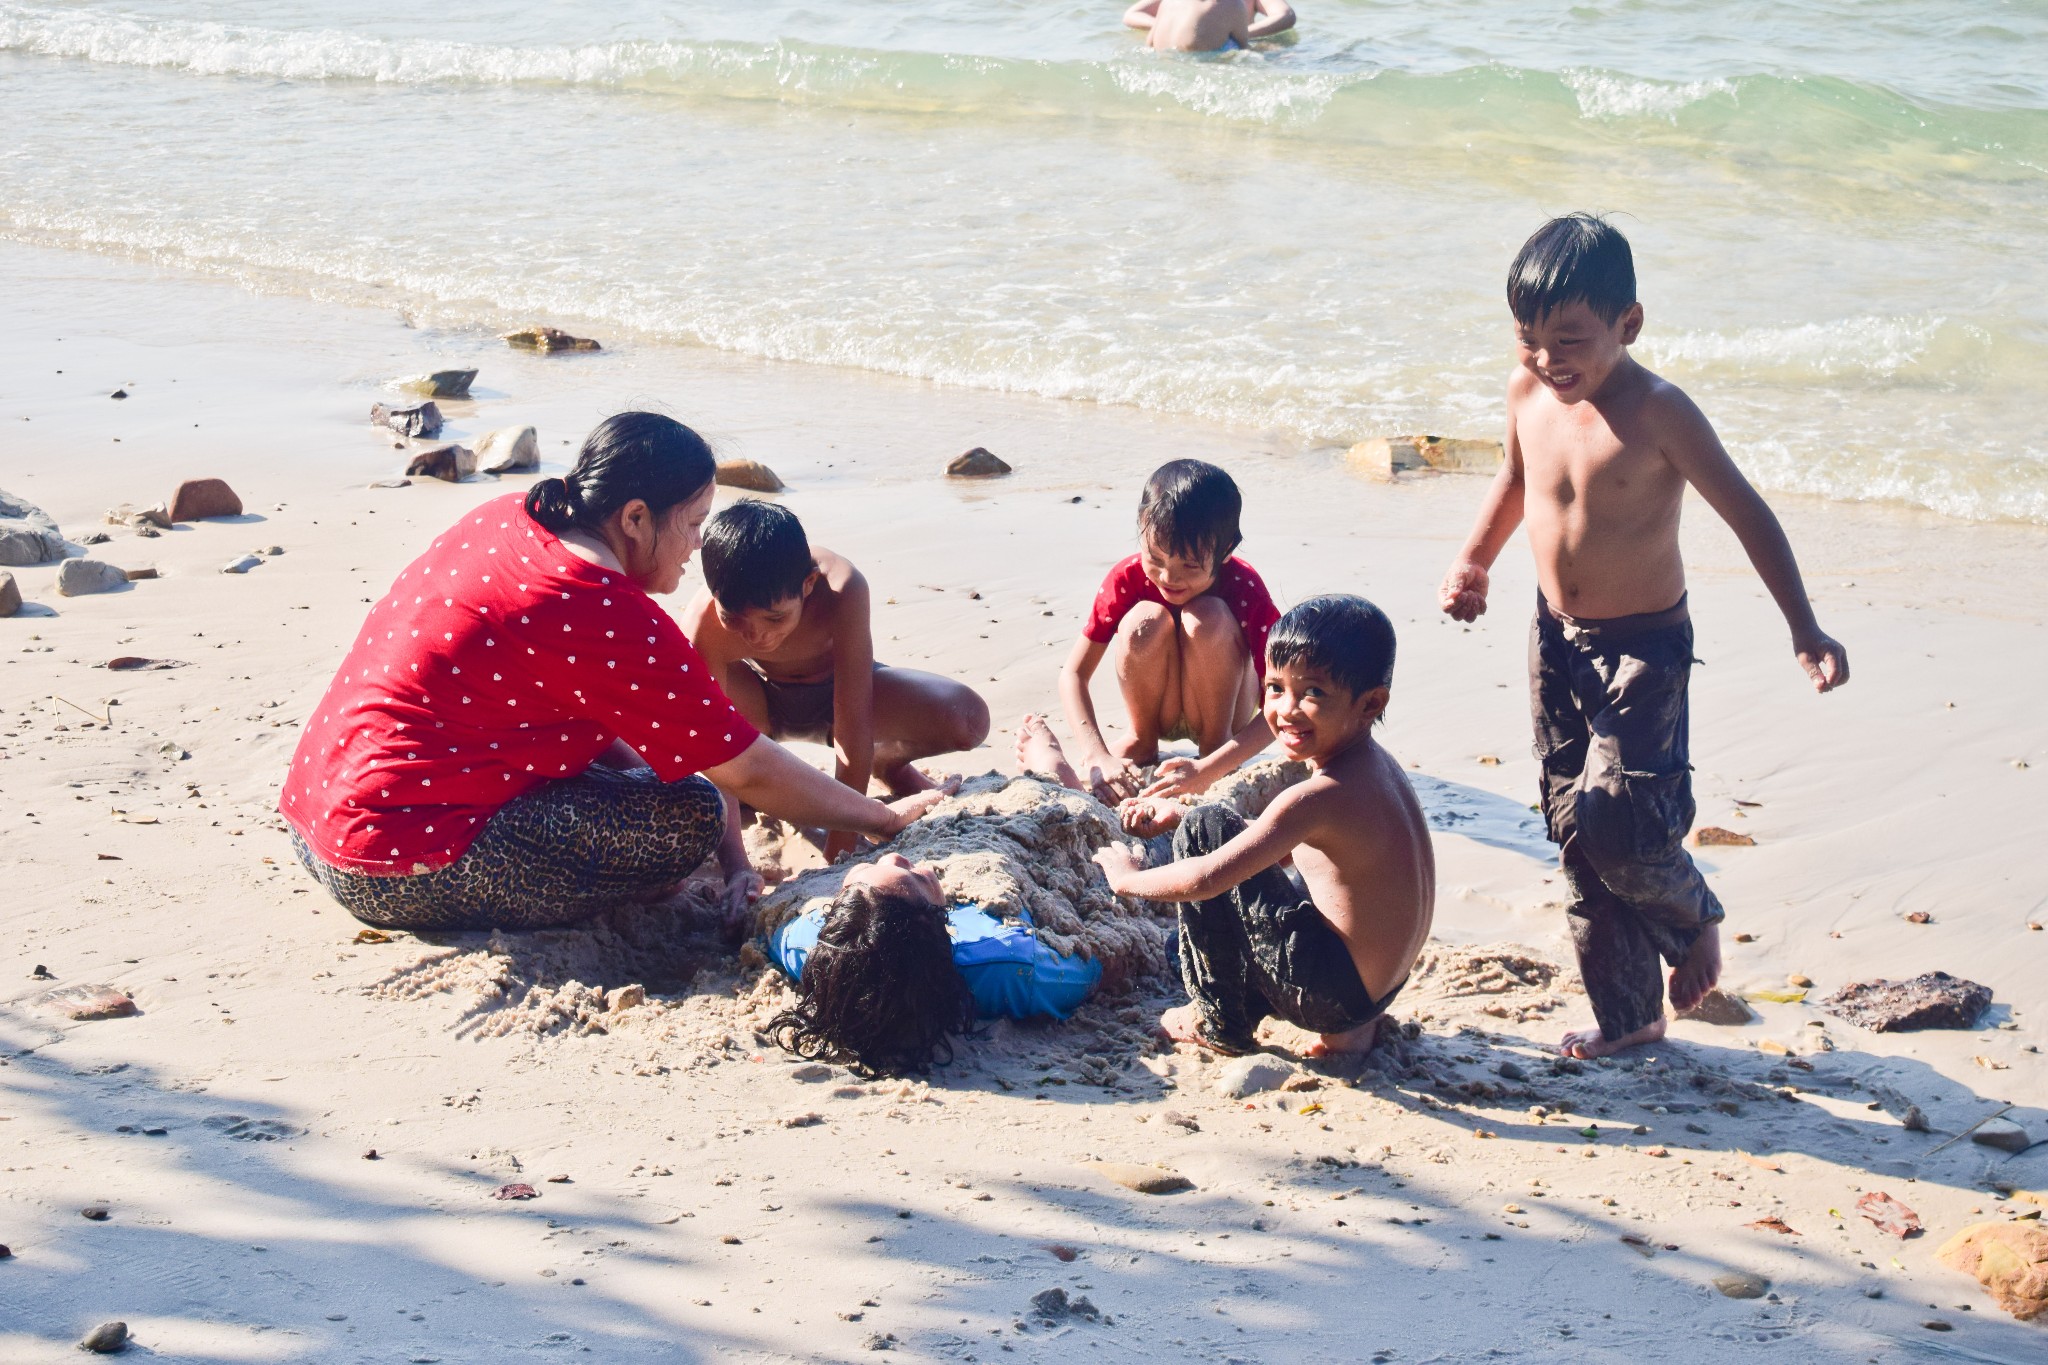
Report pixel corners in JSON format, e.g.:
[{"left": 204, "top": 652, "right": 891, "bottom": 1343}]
[
  {"left": 682, "top": 500, "right": 991, "bottom": 858},
  {"left": 1439, "top": 214, "right": 1850, "bottom": 1059},
  {"left": 1094, "top": 596, "right": 1434, "bottom": 1056},
  {"left": 1123, "top": 0, "right": 1296, "bottom": 51},
  {"left": 1020, "top": 458, "right": 1280, "bottom": 803}
]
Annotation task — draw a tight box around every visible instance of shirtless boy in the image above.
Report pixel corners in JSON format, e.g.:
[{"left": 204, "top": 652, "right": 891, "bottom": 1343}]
[
  {"left": 1440, "top": 214, "right": 1850, "bottom": 1059},
  {"left": 682, "top": 500, "right": 991, "bottom": 858},
  {"left": 1018, "top": 459, "right": 1280, "bottom": 804},
  {"left": 1123, "top": 0, "right": 1296, "bottom": 51},
  {"left": 1095, "top": 596, "right": 1434, "bottom": 1057}
]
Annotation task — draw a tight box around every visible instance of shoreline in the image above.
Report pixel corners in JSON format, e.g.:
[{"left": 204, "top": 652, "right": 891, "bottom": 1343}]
[{"left": 2, "top": 240, "right": 2046, "bottom": 1361}]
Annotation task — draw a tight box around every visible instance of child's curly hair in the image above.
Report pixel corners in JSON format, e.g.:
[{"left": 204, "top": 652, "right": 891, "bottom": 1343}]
[{"left": 767, "top": 883, "right": 977, "bottom": 1079}]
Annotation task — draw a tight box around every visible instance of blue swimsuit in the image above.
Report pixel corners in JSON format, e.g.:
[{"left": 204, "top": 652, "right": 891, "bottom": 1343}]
[{"left": 768, "top": 904, "right": 1103, "bottom": 1020}]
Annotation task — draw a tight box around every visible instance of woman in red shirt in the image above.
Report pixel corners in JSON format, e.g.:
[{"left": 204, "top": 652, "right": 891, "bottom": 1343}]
[{"left": 282, "top": 412, "right": 941, "bottom": 931}]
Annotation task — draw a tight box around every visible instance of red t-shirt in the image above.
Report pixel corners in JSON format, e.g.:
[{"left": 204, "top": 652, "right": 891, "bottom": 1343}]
[
  {"left": 1083, "top": 554, "right": 1281, "bottom": 664},
  {"left": 281, "top": 494, "right": 757, "bottom": 874}
]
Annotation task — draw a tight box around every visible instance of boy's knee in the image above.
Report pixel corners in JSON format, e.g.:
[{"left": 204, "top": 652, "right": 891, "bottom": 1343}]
[
  {"left": 1173, "top": 802, "right": 1245, "bottom": 859},
  {"left": 1118, "top": 600, "right": 1176, "bottom": 655},
  {"left": 941, "top": 687, "right": 991, "bottom": 751},
  {"left": 1178, "top": 596, "right": 1245, "bottom": 655}
]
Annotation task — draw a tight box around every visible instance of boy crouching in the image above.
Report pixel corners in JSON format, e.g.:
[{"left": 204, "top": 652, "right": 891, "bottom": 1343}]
[{"left": 1095, "top": 595, "right": 1434, "bottom": 1057}]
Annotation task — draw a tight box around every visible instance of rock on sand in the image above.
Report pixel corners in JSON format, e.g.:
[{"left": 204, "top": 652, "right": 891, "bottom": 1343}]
[
  {"left": 1821, "top": 972, "right": 1993, "bottom": 1031},
  {"left": 56, "top": 558, "right": 129, "bottom": 597},
  {"left": 1677, "top": 988, "right": 1757, "bottom": 1026},
  {"left": 1346, "top": 435, "right": 1503, "bottom": 480},
  {"left": 1937, "top": 1221, "right": 2048, "bottom": 1320},
  {"left": 1971, "top": 1118, "right": 2032, "bottom": 1154},
  {"left": 716, "top": 458, "right": 785, "bottom": 492},
  {"left": 1082, "top": 1161, "right": 1193, "bottom": 1194},
  {"left": 0, "top": 489, "right": 65, "bottom": 566},
  {"left": 1214, "top": 1054, "right": 1297, "bottom": 1098},
  {"left": 166, "top": 478, "right": 243, "bottom": 523},
  {"left": 0, "top": 569, "right": 20, "bottom": 617},
  {"left": 396, "top": 369, "right": 477, "bottom": 398},
  {"left": 946, "top": 447, "right": 1011, "bottom": 478},
  {"left": 371, "top": 401, "right": 444, "bottom": 439},
  {"left": 79, "top": 1321, "right": 129, "bottom": 1353},
  {"left": 1712, "top": 1271, "right": 1769, "bottom": 1299},
  {"left": 476, "top": 425, "right": 539, "bottom": 474},
  {"left": 502, "top": 326, "right": 601, "bottom": 352},
  {"left": 405, "top": 445, "right": 477, "bottom": 482},
  {"left": 37, "top": 985, "right": 139, "bottom": 1021}
]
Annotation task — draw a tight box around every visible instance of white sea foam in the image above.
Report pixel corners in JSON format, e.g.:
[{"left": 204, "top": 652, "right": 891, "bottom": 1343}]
[
  {"left": 1107, "top": 57, "right": 1350, "bottom": 125},
  {"left": 1563, "top": 69, "right": 1735, "bottom": 121},
  {"left": 1642, "top": 315, "right": 1947, "bottom": 382}
]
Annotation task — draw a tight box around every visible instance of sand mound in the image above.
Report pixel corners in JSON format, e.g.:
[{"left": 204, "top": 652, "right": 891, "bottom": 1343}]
[
  {"left": 754, "top": 773, "right": 1173, "bottom": 991},
  {"left": 1406, "top": 943, "right": 1570, "bottom": 1022}
]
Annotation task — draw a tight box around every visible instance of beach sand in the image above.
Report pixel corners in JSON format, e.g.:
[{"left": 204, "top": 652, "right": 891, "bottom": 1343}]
[{"left": 2, "top": 239, "right": 2045, "bottom": 1361}]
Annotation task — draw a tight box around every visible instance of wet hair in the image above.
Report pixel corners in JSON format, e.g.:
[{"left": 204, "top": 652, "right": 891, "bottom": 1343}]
[
  {"left": 701, "top": 499, "right": 814, "bottom": 613},
  {"left": 1265, "top": 594, "right": 1396, "bottom": 708},
  {"left": 1507, "top": 214, "right": 1636, "bottom": 327},
  {"left": 767, "top": 883, "right": 976, "bottom": 1079},
  {"left": 524, "top": 411, "right": 716, "bottom": 534},
  {"left": 1136, "top": 459, "right": 1244, "bottom": 569}
]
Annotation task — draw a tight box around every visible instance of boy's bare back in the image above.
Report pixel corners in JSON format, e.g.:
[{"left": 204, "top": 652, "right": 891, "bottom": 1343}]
[
  {"left": 1263, "top": 736, "right": 1434, "bottom": 1000},
  {"left": 1124, "top": 0, "right": 1294, "bottom": 52}
]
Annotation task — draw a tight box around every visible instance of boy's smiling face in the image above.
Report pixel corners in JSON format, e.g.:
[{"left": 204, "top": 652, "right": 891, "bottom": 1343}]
[
  {"left": 1514, "top": 298, "right": 1644, "bottom": 404},
  {"left": 1263, "top": 657, "right": 1386, "bottom": 765},
  {"left": 1138, "top": 529, "right": 1220, "bottom": 606}
]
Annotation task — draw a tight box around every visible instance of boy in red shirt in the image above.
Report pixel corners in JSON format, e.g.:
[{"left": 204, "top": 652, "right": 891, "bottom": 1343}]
[{"left": 1017, "top": 459, "right": 1279, "bottom": 802}]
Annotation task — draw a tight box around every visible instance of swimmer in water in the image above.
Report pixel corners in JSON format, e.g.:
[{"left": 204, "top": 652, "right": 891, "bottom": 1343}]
[{"left": 1122, "top": 0, "right": 1296, "bottom": 53}]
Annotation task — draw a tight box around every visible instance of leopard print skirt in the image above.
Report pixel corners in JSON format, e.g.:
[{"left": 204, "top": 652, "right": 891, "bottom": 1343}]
[{"left": 293, "top": 767, "right": 726, "bottom": 931}]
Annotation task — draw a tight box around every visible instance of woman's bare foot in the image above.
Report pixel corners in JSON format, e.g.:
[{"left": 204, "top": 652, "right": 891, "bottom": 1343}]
[
  {"left": 1015, "top": 713, "right": 1085, "bottom": 791},
  {"left": 1306, "top": 1016, "right": 1387, "bottom": 1057},
  {"left": 1560, "top": 1015, "right": 1667, "bottom": 1059},
  {"left": 1667, "top": 922, "right": 1722, "bottom": 1014}
]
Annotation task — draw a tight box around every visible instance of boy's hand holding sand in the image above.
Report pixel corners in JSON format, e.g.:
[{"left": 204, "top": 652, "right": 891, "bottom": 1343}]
[{"left": 1440, "top": 214, "right": 1847, "bottom": 1060}]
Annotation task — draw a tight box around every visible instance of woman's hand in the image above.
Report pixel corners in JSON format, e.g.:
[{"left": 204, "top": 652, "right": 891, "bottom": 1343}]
[
  {"left": 1118, "top": 796, "right": 1183, "bottom": 840},
  {"left": 874, "top": 777, "right": 960, "bottom": 838},
  {"left": 1091, "top": 841, "right": 1144, "bottom": 895}
]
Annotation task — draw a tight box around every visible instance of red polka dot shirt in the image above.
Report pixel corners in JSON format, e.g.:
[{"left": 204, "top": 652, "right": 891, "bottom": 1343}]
[
  {"left": 1082, "top": 554, "right": 1282, "bottom": 665},
  {"left": 280, "top": 494, "right": 758, "bottom": 874}
]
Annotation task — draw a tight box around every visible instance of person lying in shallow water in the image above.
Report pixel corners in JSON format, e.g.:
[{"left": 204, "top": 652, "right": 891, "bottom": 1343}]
[
  {"left": 281, "top": 411, "right": 946, "bottom": 933},
  {"left": 765, "top": 853, "right": 1103, "bottom": 1077}
]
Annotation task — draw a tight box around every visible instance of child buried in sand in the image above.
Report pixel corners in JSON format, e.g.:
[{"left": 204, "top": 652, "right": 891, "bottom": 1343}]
[
  {"left": 765, "top": 852, "right": 1104, "bottom": 1077},
  {"left": 683, "top": 499, "right": 991, "bottom": 860},
  {"left": 1020, "top": 459, "right": 1280, "bottom": 804},
  {"left": 1094, "top": 596, "right": 1434, "bottom": 1057},
  {"left": 1440, "top": 214, "right": 1850, "bottom": 1060}
]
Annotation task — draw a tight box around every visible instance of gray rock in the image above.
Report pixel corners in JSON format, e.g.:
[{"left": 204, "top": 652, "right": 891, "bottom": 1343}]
[
  {"left": 789, "top": 1063, "right": 833, "bottom": 1083},
  {"left": 1822, "top": 972, "right": 1992, "bottom": 1032},
  {"left": 104, "top": 502, "right": 170, "bottom": 530},
  {"left": 79, "top": 1321, "right": 129, "bottom": 1353},
  {"left": 1213, "top": 1054, "right": 1296, "bottom": 1098},
  {"left": 56, "top": 558, "right": 128, "bottom": 596},
  {"left": 396, "top": 369, "right": 477, "bottom": 398},
  {"left": 0, "top": 489, "right": 65, "bottom": 566},
  {"left": 371, "top": 401, "right": 443, "bottom": 439},
  {"left": 476, "top": 425, "right": 539, "bottom": 474},
  {"left": 1713, "top": 1271, "right": 1768, "bottom": 1299},
  {"left": 79, "top": 529, "right": 111, "bottom": 545},
  {"left": 0, "top": 570, "right": 18, "bottom": 617},
  {"left": 220, "top": 553, "right": 263, "bottom": 575},
  {"left": 1971, "top": 1118, "right": 2031, "bottom": 1154},
  {"left": 1497, "top": 1060, "right": 1528, "bottom": 1081}
]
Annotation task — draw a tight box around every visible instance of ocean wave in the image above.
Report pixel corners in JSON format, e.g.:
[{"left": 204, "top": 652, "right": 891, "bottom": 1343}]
[
  {"left": 1641, "top": 315, "right": 1954, "bottom": 383},
  {"left": 1562, "top": 70, "right": 1735, "bottom": 122}
]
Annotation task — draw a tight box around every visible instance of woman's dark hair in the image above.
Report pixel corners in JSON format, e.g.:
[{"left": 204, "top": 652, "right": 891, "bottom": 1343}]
[
  {"left": 1137, "top": 459, "right": 1243, "bottom": 569},
  {"left": 525, "top": 411, "right": 716, "bottom": 533},
  {"left": 767, "top": 883, "right": 976, "bottom": 1079},
  {"left": 1265, "top": 594, "right": 1397, "bottom": 710},
  {"left": 1508, "top": 213, "right": 1636, "bottom": 327},
  {"left": 701, "top": 499, "right": 814, "bottom": 612}
]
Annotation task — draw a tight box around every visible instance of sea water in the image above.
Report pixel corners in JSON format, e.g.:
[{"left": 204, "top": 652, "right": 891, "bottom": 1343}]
[{"left": 4, "top": 0, "right": 2045, "bottom": 523}]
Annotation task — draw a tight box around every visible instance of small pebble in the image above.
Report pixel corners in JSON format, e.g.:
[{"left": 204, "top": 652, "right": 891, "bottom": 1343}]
[
  {"left": 81, "top": 1206, "right": 110, "bottom": 1221},
  {"left": 79, "top": 1321, "right": 128, "bottom": 1353}
]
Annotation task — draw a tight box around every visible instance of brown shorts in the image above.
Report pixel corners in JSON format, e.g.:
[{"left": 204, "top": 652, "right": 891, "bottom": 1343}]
[{"left": 753, "top": 668, "right": 836, "bottom": 745}]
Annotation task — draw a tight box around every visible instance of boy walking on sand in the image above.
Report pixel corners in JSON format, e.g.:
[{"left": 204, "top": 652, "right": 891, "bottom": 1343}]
[
  {"left": 683, "top": 500, "right": 991, "bottom": 859},
  {"left": 1018, "top": 459, "right": 1280, "bottom": 803},
  {"left": 1096, "top": 596, "right": 1434, "bottom": 1057},
  {"left": 1440, "top": 214, "right": 1849, "bottom": 1059}
]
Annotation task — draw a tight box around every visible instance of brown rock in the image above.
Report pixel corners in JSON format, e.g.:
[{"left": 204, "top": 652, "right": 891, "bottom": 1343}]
[
  {"left": 1856, "top": 1191, "right": 1922, "bottom": 1239},
  {"left": 1082, "top": 1161, "right": 1193, "bottom": 1194},
  {"left": 1692, "top": 826, "right": 1755, "bottom": 847},
  {"left": 1712, "top": 1271, "right": 1768, "bottom": 1299},
  {"left": 166, "top": 478, "right": 242, "bottom": 522},
  {"left": 1677, "top": 987, "right": 1757, "bottom": 1026},
  {"left": 716, "top": 458, "right": 786, "bottom": 492},
  {"left": 946, "top": 447, "right": 1012, "bottom": 478},
  {"left": 0, "top": 569, "right": 18, "bottom": 617},
  {"left": 1346, "top": 435, "right": 1504, "bottom": 479},
  {"left": 38, "top": 985, "right": 139, "bottom": 1020},
  {"left": 396, "top": 369, "right": 477, "bottom": 398},
  {"left": 1905, "top": 910, "right": 1933, "bottom": 924},
  {"left": 405, "top": 445, "right": 476, "bottom": 482},
  {"left": 502, "top": 326, "right": 601, "bottom": 352},
  {"left": 124, "top": 566, "right": 159, "bottom": 582},
  {"left": 1822, "top": 972, "right": 1992, "bottom": 1032},
  {"left": 79, "top": 1321, "right": 129, "bottom": 1353},
  {"left": 1937, "top": 1221, "right": 2048, "bottom": 1320},
  {"left": 371, "top": 401, "right": 444, "bottom": 439},
  {"left": 492, "top": 1182, "right": 539, "bottom": 1200}
]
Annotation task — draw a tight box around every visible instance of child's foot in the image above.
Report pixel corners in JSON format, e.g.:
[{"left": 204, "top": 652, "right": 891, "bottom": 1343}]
[
  {"left": 1559, "top": 1015, "right": 1667, "bottom": 1059},
  {"left": 1667, "top": 922, "right": 1722, "bottom": 1014},
  {"left": 1015, "top": 713, "right": 1085, "bottom": 791},
  {"left": 880, "top": 762, "right": 936, "bottom": 798},
  {"left": 1305, "top": 1016, "right": 1387, "bottom": 1057},
  {"left": 1157, "top": 1004, "right": 1255, "bottom": 1056}
]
